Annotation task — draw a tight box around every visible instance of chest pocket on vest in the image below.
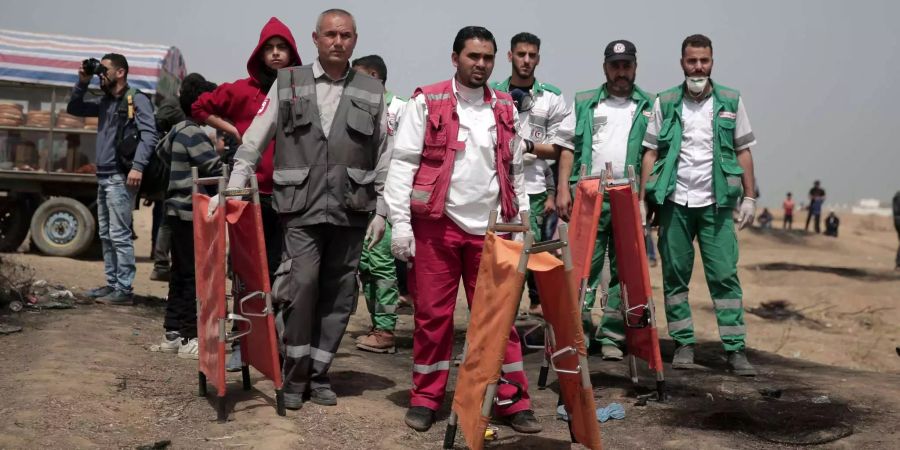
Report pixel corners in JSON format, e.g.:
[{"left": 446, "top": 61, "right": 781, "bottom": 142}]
[
  {"left": 528, "top": 112, "right": 548, "bottom": 141},
  {"left": 716, "top": 117, "right": 736, "bottom": 152},
  {"left": 347, "top": 98, "right": 376, "bottom": 136},
  {"left": 280, "top": 98, "right": 311, "bottom": 135},
  {"left": 422, "top": 113, "right": 447, "bottom": 161}
]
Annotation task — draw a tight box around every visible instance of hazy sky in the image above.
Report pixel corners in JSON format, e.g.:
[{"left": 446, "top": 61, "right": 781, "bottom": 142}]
[{"left": 3, "top": 0, "right": 897, "bottom": 206}]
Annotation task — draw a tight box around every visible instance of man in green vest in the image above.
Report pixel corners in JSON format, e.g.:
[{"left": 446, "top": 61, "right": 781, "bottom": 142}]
[
  {"left": 641, "top": 34, "right": 758, "bottom": 376},
  {"left": 554, "top": 39, "right": 654, "bottom": 361},
  {"left": 490, "top": 32, "right": 569, "bottom": 316},
  {"left": 351, "top": 54, "right": 408, "bottom": 354}
]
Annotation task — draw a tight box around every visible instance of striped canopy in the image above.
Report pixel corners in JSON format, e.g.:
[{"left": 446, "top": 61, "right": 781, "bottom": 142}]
[{"left": 0, "top": 28, "right": 185, "bottom": 97}]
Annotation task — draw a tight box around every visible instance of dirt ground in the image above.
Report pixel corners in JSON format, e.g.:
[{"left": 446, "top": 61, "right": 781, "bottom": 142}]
[{"left": 1, "top": 208, "right": 899, "bottom": 449}]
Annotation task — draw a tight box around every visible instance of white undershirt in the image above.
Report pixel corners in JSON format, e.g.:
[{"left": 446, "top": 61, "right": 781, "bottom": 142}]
[{"left": 590, "top": 96, "right": 635, "bottom": 178}]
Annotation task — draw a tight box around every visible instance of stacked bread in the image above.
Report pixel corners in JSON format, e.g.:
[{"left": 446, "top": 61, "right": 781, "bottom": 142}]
[
  {"left": 26, "top": 110, "right": 51, "bottom": 128},
  {"left": 0, "top": 102, "right": 24, "bottom": 126},
  {"left": 56, "top": 112, "right": 85, "bottom": 129}
]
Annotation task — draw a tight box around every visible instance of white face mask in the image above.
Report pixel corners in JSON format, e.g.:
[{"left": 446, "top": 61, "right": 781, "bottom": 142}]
[{"left": 685, "top": 76, "right": 708, "bottom": 95}]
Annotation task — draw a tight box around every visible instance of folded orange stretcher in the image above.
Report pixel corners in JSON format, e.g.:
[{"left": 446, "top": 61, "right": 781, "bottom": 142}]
[
  {"left": 192, "top": 169, "right": 285, "bottom": 422},
  {"left": 444, "top": 212, "right": 603, "bottom": 450}
]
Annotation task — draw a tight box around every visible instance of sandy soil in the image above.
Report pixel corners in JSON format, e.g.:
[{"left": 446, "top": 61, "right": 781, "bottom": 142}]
[{"left": 1, "top": 208, "right": 898, "bottom": 449}]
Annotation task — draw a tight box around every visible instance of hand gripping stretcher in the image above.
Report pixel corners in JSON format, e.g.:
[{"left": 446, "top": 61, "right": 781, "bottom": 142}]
[
  {"left": 192, "top": 168, "right": 286, "bottom": 422},
  {"left": 443, "top": 211, "right": 603, "bottom": 450}
]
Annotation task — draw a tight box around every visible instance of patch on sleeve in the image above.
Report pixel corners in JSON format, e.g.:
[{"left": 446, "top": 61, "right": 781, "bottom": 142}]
[
  {"left": 718, "top": 111, "right": 736, "bottom": 120},
  {"left": 256, "top": 98, "right": 270, "bottom": 116}
]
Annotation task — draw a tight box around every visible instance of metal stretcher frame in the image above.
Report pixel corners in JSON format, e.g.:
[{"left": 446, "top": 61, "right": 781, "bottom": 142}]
[{"left": 192, "top": 167, "right": 286, "bottom": 422}]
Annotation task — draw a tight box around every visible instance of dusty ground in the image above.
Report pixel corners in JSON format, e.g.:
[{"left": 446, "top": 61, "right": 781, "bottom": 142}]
[{"left": 1, "top": 208, "right": 899, "bottom": 449}]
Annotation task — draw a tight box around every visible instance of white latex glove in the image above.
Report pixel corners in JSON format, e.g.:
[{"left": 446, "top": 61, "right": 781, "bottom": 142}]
[
  {"left": 206, "top": 195, "right": 220, "bottom": 218},
  {"left": 639, "top": 200, "right": 648, "bottom": 227},
  {"left": 365, "top": 215, "right": 387, "bottom": 250},
  {"left": 391, "top": 233, "right": 415, "bottom": 262},
  {"left": 208, "top": 172, "right": 249, "bottom": 217},
  {"left": 738, "top": 197, "right": 756, "bottom": 230},
  {"left": 523, "top": 152, "right": 538, "bottom": 165}
]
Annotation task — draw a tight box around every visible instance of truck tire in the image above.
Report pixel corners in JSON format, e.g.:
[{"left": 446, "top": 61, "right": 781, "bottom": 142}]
[
  {"left": 30, "top": 197, "right": 96, "bottom": 257},
  {"left": 0, "top": 197, "right": 32, "bottom": 252}
]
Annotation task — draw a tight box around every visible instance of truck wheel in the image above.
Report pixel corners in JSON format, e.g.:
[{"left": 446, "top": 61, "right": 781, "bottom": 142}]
[
  {"left": 30, "top": 197, "right": 96, "bottom": 257},
  {"left": 0, "top": 197, "right": 33, "bottom": 252}
]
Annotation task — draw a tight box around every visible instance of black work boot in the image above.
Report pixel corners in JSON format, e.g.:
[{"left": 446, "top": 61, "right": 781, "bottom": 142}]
[
  {"left": 671, "top": 344, "right": 695, "bottom": 369},
  {"left": 283, "top": 392, "right": 303, "bottom": 410},
  {"left": 405, "top": 406, "right": 436, "bottom": 432},
  {"left": 506, "top": 409, "right": 542, "bottom": 434},
  {"left": 727, "top": 350, "right": 757, "bottom": 376},
  {"left": 309, "top": 386, "right": 337, "bottom": 406}
]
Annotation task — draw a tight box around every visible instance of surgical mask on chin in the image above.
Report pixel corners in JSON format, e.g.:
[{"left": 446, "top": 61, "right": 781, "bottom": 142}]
[{"left": 685, "top": 76, "right": 708, "bottom": 94}]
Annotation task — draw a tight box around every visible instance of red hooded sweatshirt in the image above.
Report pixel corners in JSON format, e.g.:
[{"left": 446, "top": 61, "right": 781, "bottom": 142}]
[{"left": 192, "top": 17, "right": 301, "bottom": 194}]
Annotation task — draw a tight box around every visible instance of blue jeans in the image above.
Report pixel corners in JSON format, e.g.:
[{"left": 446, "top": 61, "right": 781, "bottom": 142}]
[{"left": 97, "top": 174, "right": 137, "bottom": 293}]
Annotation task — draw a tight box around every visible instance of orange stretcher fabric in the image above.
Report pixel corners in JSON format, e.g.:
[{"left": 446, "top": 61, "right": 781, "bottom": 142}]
[
  {"left": 530, "top": 251, "right": 604, "bottom": 450},
  {"left": 607, "top": 185, "right": 664, "bottom": 372},
  {"left": 452, "top": 233, "right": 525, "bottom": 450},
  {"left": 193, "top": 193, "right": 227, "bottom": 396},
  {"left": 569, "top": 179, "right": 604, "bottom": 280},
  {"left": 226, "top": 199, "right": 283, "bottom": 390}
]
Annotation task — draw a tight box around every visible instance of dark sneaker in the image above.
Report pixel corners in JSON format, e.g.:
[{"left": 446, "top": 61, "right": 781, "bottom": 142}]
[
  {"left": 283, "top": 392, "right": 303, "bottom": 410},
  {"left": 727, "top": 351, "right": 757, "bottom": 377},
  {"left": 672, "top": 344, "right": 695, "bottom": 369},
  {"left": 95, "top": 290, "right": 133, "bottom": 306},
  {"left": 309, "top": 386, "right": 337, "bottom": 406},
  {"left": 84, "top": 285, "right": 114, "bottom": 298},
  {"left": 226, "top": 345, "right": 242, "bottom": 372},
  {"left": 600, "top": 344, "right": 624, "bottom": 361},
  {"left": 149, "top": 269, "right": 170, "bottom": 282},
  {"left": 506, "top": 410, "right": 542, "bottom": 434},
  {"left": 405, "top": 406, "right": 435, "bottom": 432}
]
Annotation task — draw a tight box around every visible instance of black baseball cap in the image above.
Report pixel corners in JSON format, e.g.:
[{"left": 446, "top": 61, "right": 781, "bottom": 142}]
[{"left": 604, "top": 40, "right": 637, "bottom": 62}]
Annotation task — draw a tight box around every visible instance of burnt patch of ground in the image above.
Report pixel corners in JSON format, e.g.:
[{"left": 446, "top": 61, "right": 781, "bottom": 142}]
[{"left": 750, "top": 262, "right": 900, "bottom": 282}]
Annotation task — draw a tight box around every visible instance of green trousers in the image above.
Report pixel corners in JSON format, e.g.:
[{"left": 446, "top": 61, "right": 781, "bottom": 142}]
[
  {"left": 657, "top": 201, "right": 746, "bottom": 352},
  {"left": 526, "top": 191, "right": 548, "bottom": 306},
  {"left": 580, "top": 199, "right": 627, "bottom": 349},
  {"left": 359, "top": 221, "right": 399, "bottom": 331}
]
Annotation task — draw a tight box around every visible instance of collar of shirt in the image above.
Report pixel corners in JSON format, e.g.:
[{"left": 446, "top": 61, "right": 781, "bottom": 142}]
[
  {"left": 452, "top": 78, "right": 494, "bottom": 106},
  {"left": 312, "top": 58, "right": 350, "bottom": 82}
]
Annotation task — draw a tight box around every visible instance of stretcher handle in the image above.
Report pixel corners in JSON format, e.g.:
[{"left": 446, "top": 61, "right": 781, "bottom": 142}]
[
  {"left": 488, "top": 210, "right": 531, "bottom": 233},
  {"left": 225, "top": 313, "right": 252, "bottom": 342},
  {"left": 494, "top": 377, "right": 524, "bottom": 407},
  {"left": 223, "top": 187, "right": 255, "bottom": 197},
  {"left": 549, "top": 346, "right": 581, "bottom": 375},
  {"left": 238, "top": 291, "right": 271, "bottom": 317},
  {"left": 193, "top": 176, "right": 223, "bottom": 186}
]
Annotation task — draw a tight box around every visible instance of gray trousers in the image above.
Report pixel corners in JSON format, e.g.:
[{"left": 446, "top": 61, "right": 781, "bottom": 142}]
[{"left": 273, "top": 224, "right": 365, "bottom": 395}]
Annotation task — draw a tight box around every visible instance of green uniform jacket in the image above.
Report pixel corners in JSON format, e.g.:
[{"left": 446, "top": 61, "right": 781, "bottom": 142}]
[
  {"left": 570, "top": 84, "right": 654, "bottom": 183},
  {"left": 645, "top": 81, "right": 745, "bottom": 208}
]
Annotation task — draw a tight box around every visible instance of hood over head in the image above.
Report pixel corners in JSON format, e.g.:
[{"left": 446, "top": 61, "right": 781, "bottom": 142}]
[{"left": 247, "top": 17, "right": 301, "bottom": 83}]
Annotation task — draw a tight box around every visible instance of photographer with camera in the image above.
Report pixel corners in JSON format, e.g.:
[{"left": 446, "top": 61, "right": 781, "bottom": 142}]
[{"left": 67, "top": 53, "right": 158, "bottom": 305}]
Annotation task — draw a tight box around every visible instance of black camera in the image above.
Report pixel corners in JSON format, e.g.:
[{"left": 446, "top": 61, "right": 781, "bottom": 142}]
[{"left": 82, "top": 58, "right": 106, "bottom": 78}]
